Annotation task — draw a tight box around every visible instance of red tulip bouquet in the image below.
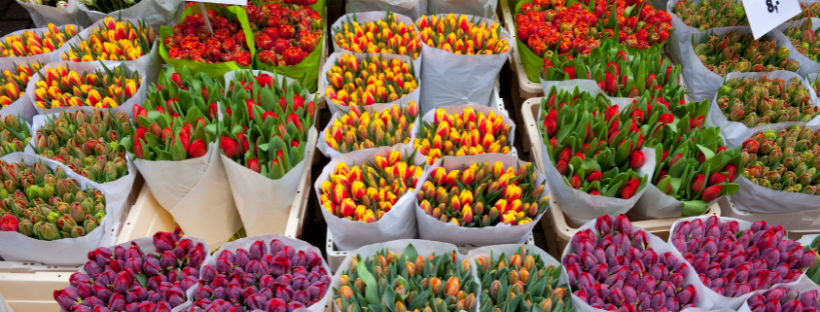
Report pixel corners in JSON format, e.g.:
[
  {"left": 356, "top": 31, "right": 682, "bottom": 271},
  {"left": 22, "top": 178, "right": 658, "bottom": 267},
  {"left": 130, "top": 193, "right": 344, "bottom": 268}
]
[
  {"left": 670, "top": 217, "right": 818, "bottom": 309},
  {"left": 220, "top": 69, "right": 316, "bottom": 236},
  {"left": 245, "top": 2, "right": 323, "bottom": 92},
  {"left": 121, "top": 65, "right": 243, "bottom": 249},
  {"left": 539, "top": 87, "right": 655, "bottom": 223},
  {"left": 160, "top": 5, "right": 255, "bottom": 78}
]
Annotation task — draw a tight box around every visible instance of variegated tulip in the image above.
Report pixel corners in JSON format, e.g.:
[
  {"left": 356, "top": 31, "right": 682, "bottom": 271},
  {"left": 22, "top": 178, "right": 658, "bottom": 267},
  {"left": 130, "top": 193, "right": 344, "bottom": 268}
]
[
  {"left": 475, "top": 246, "right": 571, "bottom": 312},
  {"left": 673, "top": 0, "right": 820, "bottom": 31},
  {"left": 416, "top": 107, "right": 511, "bottom": 165},
  {"left": 325, "top": 53, "right": 418, "bottom": 108},
  {"left": 416, "top": 14, "right": 510, "bottom": 55},
  {"left": 693, "top": 30, "right": 798, "bottom": 77},
  {"left": 33, "top": 63, "right": 142, "bottom": 110},
  {"left": 418, "top": 161, "right": 547, "bottom": 227},
  {"left": 79, "top": 0, "right": 143, "bottom": 13},
  {"left": 0, "top": 61, "right": 43, "bottom": 107},
  {"left": 740, "top": 125, "right": 820, "bottom": 194},
  {"left": 0, "top": 115, "right": 30, "bottom": 157},
  {"left": 320, "top": 150, "right": 423, "bottom": 222},
  {"left": 333, "top": 12, "right": 421, "bottom": 60},
  {"left": 333, "top": 244, "right": 478, "bottom": 312},
  {"left": 324, "top": 102, "right": 419, "bottom": 153},
  {"left": 716, "top": 75, "right": 818, "bottom": 127},
  {"left": 61, "top": 17, "right": 154, "bottom": 62},
  {"left": 35, "top": 109, "right": 131, "bottom": 184},
  {"left": 0, "top": 23, "right": 77, "bottom": 57}
]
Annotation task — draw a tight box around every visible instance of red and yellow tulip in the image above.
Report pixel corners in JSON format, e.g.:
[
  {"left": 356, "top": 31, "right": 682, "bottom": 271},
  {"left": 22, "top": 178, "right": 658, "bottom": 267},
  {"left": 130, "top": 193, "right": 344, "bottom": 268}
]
[
  {"left": 320, "top": 150, "right": 423, "bottom": 222},
  {"left": 34, "top": 63, "right": 142, "bottom": 109},
  {"left": 416, "top": 107, "right": 512, "bottom": 165},
  {"left": 416, "top": 14, "right": 510, "bottom": 55},
  {"left": 325, "top": 54, "right": 418, "bottom": 108},
  {"left": 0, "top": 23, "right": 77, "bottom": 57},
  {"left": 61, "top": 17, "right": 154, "bottom": 62},
  {"left": 0, "top": 61, "right": 43, "bottom": 107},
  {"left": 333, "top": 13, "right": 421, "bottom": 60},
  {"left": 324, "top": 102, "right": 419, "bottom": 153}
]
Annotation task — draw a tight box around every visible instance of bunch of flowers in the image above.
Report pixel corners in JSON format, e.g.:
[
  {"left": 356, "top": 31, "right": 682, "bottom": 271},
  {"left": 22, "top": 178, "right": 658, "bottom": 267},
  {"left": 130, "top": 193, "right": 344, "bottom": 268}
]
[
  {"left": 673, "top": 0, "right": 820, "bottom": 31},
  {"left": 784, "top": 18, "right": 820, "bottom": 62},
  {"left": 416, "top": 14, "right": 510, "bottom": 55},
  {"left": 671, "top": 217, "right": 817, "bottom": 296},
  {"left": 716, "top": 75, "right": 818, "bottom": 127},
  {"left": 0, "top": 24, "right": 77, "bottom": 57},
  {"left": 542, "top": 40, "right": 684, "bottom": 101},
  {"left": 333, "top": 244, "right": 478, "bottom": 311},
  {"left": 0, "top": 61, "right": 43, "bottom": 107},
  {"left": 474, "top": 247, "right": 571, "bottom": 312},
  {"left": 220, "top": 70, "right": 315, "bottom": 179},
  {"left": 333, "top": 12, "right": 422, "bottom": 59},
  {"left": 0, "top": 160, "right": 106, "bottom": 240},
  {"left": 323, "top": 102, "right": 419, "bottom": 153},
  {"left": 565, "top": 214, "right": 701, "bottom": 311},
  {"left": 324, "top": 54, "right": 418, "bottom": 108},
  {"left": 416, "top": 107, "right": 512, "bottom": 165},
  {"left": 185, "top": 239, "right": 331, "bottom": 311},
  {"left": 34, "top": 109, "right": 131, "bottom": 184},
  {"left": 796, "top": 2, "right": 820, "bottom": 19},
  {"left": 320, "top": 150, "right": 422, "bottom": 222},
  {"left": 165, "top": 9, "right": 252, "bottom": 66},
  {"left": 278, "top": 0, "right": 318, "bottom": 5},
  {"left": 33, "top": 63, "right": 142, "bottom": 110},
  {"left": 747, "top": 287, "right": 820, "bottom": 312},
  {"left": 693, "top": 30, "right": 799, "bottom": 77},
  {"left": 61, "top": 17, "right": 154, "bottom": 62},
  {"left": 19, "top": 0, "right": 68, "bottom": 8},
  {"left": 0, "top": 115, "right": 30, "bottom": 156},
  {"left": 540, "top": 89, "right": 650, "bottom": 199},
  {"left": 123, "top": 66, "right": 223, "bottom": 161},
  {"left": 418, "top": 161, "right": 548, "bottom": 227},
  {"left": 741, "top": 126, "right": 820, "bottom": 194},
  {"left": 80, "top": 0, "right": 143, "bottom": 13},
  {"left": 806, "top": 236, "right": 820, "bottom": 284},
  {"left": 53, "top": 229, "right": 208, "bottom": 311},
  {"left": 245, "top": 2, "right": 323, "bottom": 67}
]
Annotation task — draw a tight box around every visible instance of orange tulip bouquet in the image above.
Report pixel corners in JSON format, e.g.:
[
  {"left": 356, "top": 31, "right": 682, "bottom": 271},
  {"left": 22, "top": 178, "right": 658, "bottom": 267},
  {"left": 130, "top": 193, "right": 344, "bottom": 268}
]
[
  {"left": 315, "top": 145, "right": 426, "bottom": 251},
  {"left": 317, "top": 102, "right": 420, "bottom": 159}
]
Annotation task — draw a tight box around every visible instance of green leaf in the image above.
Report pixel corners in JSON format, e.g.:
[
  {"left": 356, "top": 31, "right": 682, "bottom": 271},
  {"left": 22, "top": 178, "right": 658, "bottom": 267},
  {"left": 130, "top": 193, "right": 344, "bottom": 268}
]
[{"left": 357, "top": 258, "right": 380, "bottom": 305}]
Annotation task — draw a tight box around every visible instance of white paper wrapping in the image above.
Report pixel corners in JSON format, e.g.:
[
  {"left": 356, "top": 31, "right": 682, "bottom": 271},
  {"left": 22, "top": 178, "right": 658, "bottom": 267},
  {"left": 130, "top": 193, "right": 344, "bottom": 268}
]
[
  {"left": 0, "top": 91, "right": 37, "bottom": 125},
  {"left": 52, "top": 17, "right": 162, "bottom": 86},
  {"left": 427, "top": 0, "right": 497, "bottom": 19},
  {"left": 630, "top": 182, "right": 724, "bottom": 220},
  {"left": 736, "top": 282, "right": 820, "bottom": 312},
  {"left": 668, "top": 216, "right": 810, "bottom": 310},
  {"left": 321, "top": 51, "right": 421, "bottom": 115},
  {"left": 173, "top": 234, "right": 331, "bottom": 312},
  {"left": 415, "top": 154, "right": 548, "bottom": 246},
  {"left": 317, "top": 103, "right": 421, "bottom": 159},
  {"left": 707, "top": 71, "right": 820, "bottom": 149},
  {"left": 416, "top": 14, "right": 511, "bottom": 114},
  {"left": 315, "top": 144, "right": 424, "bottom": 251},
  {"left": 17, "top": 0, "right": 91, "bottom": 28},
  {"left": 24, "top": 60, "right": 148, "bottom": 118},
  {"left": 134, "top": 142, "right": 242, "bottom": 251},
  {"left": 0, "top": 152, "right": 120, "bottom": 265},
  {"left": 540, "top": 77, "right": 637, "bottom": 108},
  {"left": 563, "top": 218, "right": 714, "bottom": 312},
  {"left": 329, "top": 239, "right": 480, "bottom": 312},
  {"left": 347, "top": 0, "right": 426, "bottom": 20},
  {"left": 78, "top": 0, "right": 183, "bottom": 29},
  {"left": 330, "top": 12, "right": 422, "bottom": 73}
]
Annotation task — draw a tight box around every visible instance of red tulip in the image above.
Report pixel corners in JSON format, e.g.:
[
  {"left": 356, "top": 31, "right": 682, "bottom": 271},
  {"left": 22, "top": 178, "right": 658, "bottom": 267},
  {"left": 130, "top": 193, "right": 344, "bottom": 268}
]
[
  {"left": 248, "top": 157, "right": 261, "bottom": 173},
  {"left": 221, "top": 137, "right": 238, "bottom": 158},
  {"left": 570, "top": 175, "right": 582, "bottom": 189},
  {"left": 188, "top": 139, "right": 207, "bottom": 158},
  {"left": 629, "top": 150, "right": 645, "bottom": 169},
  {"left": 587, "top": 171, "right": 602, "bottom": 182},
  {"left": 171, "top": 73, "right": 183, "bottom": 87},
  {"left": 724, "top": 164, "right": 737, "bottom": 182},
  {"left": 692, "top": 174, "right": 705, "bottom": 194},
  {"left": 702, "top": 185, "right": 721, "bottom": 201},
  {"left": 708, "top": 172, "right": 726, "bottom": 186},
  {"left": 621, "top": 178, "right": 640, "bottom": 199}
]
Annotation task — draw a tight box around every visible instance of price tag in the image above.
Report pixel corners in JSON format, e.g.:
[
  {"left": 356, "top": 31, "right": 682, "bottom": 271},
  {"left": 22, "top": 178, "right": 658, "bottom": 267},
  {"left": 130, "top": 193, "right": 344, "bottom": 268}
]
[
  {"left": 742, "top": 0, "right": 800, "bottom": 39},
  {"left": 187, "top": 0, "right": 248, "bottom": 7}
]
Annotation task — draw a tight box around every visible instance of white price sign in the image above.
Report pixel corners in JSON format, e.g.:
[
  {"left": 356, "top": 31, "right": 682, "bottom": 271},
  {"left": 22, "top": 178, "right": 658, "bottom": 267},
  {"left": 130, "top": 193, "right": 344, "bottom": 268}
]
[{"left": 742, "top": 0, "right": 800, "bottom": 39}]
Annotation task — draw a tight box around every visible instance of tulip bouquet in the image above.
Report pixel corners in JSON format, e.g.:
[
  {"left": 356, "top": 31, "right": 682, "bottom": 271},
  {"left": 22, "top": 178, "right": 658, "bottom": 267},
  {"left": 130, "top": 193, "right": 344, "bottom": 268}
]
[
  {"left": 418, "top": 161, "right": 548, "bottom": 227},
  {"left": 121, "top": 66, "right": 222, "bottom": 161},
  {"left": 320, "top": 150, "right": 422, "bottom": 223},
  {"left": 0, "top": 115, "right": 30, "bottom": 157},
  {"left": 473, "top": 246, "right": 571, "bottom": 312},
  {"left": 79, "top": 0, "right": 142, "bottom": 13},
  {"left": 162, "top": 6, "right": 254, "bottom": 71},
  {"left": 565, "top": 214, "right": 702, "bottom": 311},
  {"left": 333, "top": 244, "right": 479, "bottom": 312},
  {"left": 246, "top": 2, "right": 322, "bottom": 67},
  {"left": 322, "top": 102, "right": 419, "bottom": 155},
  {"left": 745, "top": 286, "right": 820, "bottom": 312},
  {"left": 17, "top": 0, "right": 68, "bottom": 8},
  {"left": 0, "top": 24, "right": 78, "bottom": 58},
  {"left": 715, "top": 75, "right": 819, "bottom": 127},
  {"left": 0, "top": 61, "right": 43, "bottom": 108},
  {"left": 53, "top": 229, "right": 208, "bottom": 312},
  {"left": 740, "top": 126, "right": 820, "bottom": 194},
  {"left": 806, "top": 235, "right": 820, "bottom": 284},
  {"left": 692, "top": 30, "right": 799, "bottom": 77},
  {"left": 673, "top": 0, "right": 820, "bottom": 31},
  {"left": 185, "top": 238, "right": 331, "bottom": 311},
  {"left": 32, "top": 63, "right": 143, "bottom": 110},
  {"left": 324, "top": 53, "right": 419, "bottom": 111},
  {"left": 416, "top": 106, "right": 513, "bottom": 165},
  {"left": 34, "top": 109, "right": 131, "bottom": 184},
  {"left": 541, "top": 40, "right": 685, "bottom": 101},
  {"left": 332, "top": 12, "right": 422, "bottom": 60},
  {"left": 784, "top": 19, "right": 820, "bottom": 62},
  {"left": 0, "top": 159, "right": 106, "bottom": 240},
  {"left": 671, "top": 217, "right": 817, "bottom": 301},
  {"left": 220, "top": 70, "right": 315, "bottom": 179},
  {"left": 416, "top": 14, "right": 510, "bottom": 55},
  {"left": 540, "top": 88, "right": 650, "bottom": 200},
  {"left": 60, "top": 17, "right": 155, "bottom": 63}
]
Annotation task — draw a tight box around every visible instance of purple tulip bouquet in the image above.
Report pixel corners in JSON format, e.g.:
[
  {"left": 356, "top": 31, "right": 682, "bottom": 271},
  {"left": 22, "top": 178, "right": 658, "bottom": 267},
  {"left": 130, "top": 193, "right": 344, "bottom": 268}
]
[{"left": 739, "top": 283, "right": 820, "bottom": 312}]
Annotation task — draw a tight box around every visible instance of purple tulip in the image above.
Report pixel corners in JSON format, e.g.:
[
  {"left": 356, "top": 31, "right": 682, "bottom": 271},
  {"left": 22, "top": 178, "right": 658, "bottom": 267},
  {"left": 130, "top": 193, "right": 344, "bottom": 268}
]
[
  {"left": 250, "top": 241, "right": 267, "bottom": 261},
  {"left": 108, "top": 293, "right": 126, "bottom": 311},
  {"left": 188, "top": 243, "right": 206, "bottom": 268},
  {"left": 92, "top": 306, "right": 110, "bottom": 312},
  {"left": 245, "top": 294, "right": 267, "bottom": 310}
]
